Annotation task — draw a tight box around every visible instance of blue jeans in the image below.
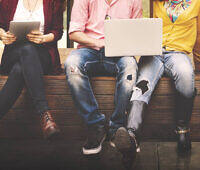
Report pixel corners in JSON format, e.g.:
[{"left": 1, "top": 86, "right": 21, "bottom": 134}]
[
  {"left": 64, "top": 48, "right": 137, "bottom": 131},
  {"left": 0, "top": 42, "right": 51, "bottom": 117},
  {"left": 131, "top": 50, "right": 195, "bottom": 103}
]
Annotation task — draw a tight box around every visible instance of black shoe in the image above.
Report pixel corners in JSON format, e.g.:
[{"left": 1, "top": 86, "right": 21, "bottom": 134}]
[
  {"left": 110, "top": 127, "right": 139, "bottom": 154},
  {"left": 82, "top": 125, "right": 106, "bottom": 155},
  {"left": 175, "top": 126, "right": 191, "bottom": 153}
]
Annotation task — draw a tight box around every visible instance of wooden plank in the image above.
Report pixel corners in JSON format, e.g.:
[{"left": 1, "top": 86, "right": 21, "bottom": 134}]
[
  {"left": 1, "top": 75, "right": 200, "bottom": 96},
  {"left": 1, "top": 75, "right": 200, "bottom": 140}
]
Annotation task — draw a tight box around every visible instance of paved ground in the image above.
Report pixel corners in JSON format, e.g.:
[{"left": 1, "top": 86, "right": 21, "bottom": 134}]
[{"left": 0, "top": 140, "right": 199, "bottom": 170}]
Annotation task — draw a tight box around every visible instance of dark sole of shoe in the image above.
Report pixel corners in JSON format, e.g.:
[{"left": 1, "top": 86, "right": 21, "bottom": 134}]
[
  {"left": 113, "top": 127, "right": 133, "bottom": 154},
  {"left": 45, "top": 129, "right": 60, "bottom": 141}
]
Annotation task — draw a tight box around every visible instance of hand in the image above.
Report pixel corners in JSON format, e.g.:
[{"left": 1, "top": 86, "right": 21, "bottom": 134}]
[
  {"left": 27, "top": 30, "right": 45, "bottom": 44},
  {"left": 95, "top": 39, "right": 105, "bottom": 48},
  {"left": 0, "top": 31, "right": 16, "bottom": 45}
]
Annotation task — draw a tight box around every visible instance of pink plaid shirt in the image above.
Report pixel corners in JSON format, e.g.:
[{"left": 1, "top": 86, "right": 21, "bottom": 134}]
[{"left": 69, "top": 0, "right": 143, "bottom": 49}]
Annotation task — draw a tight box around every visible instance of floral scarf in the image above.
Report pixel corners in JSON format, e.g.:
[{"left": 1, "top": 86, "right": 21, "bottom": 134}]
[{"left": 164, "top": 0, "right": 192, "bottom": 22}]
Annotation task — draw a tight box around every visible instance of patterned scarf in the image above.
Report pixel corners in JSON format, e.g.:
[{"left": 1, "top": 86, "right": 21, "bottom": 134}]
[{"left": 164, "top": 0, "right": 192, "bottom": 22}]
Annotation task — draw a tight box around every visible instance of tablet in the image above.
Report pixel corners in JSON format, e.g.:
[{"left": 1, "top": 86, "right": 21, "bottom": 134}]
[{"left": 9, "top": 21, "right": 40, "bottom": 41}]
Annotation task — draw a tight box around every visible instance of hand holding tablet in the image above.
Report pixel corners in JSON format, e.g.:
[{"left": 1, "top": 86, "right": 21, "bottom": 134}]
[
  {"left": 27, "top": 30, "right": 45, "bottom": 44},
  {"left": 0, "top": 30, "right": 16, "bottom": 45}
]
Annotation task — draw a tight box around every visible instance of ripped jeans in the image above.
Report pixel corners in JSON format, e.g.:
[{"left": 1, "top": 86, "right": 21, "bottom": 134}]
[
  {"left": 131, "top": 50, "right": 195, "bottom": 103},
  {"left": 64, "top": 48, "right": 137, "bottom": 131}
]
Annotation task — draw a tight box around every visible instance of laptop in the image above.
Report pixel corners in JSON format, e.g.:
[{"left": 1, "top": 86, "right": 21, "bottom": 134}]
[{"left": 104, "top": 18, "right": 163, "bottom": 57}]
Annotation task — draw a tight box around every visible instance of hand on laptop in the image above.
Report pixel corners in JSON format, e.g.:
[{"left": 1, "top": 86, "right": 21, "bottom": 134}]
[{"left": 0, "top": 30, "right": 16, "bottom": 45}]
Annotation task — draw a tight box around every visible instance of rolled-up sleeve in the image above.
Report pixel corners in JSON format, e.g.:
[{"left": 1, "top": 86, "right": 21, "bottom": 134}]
[
  {"left": 69, "top": 0, "right": 89, "bottom": 34},
  {"left": 131, "top": 0, "right": 143, "bottom": 19},
  {"left": 0, "top": 0, "right": 8, "bottom": 30}
]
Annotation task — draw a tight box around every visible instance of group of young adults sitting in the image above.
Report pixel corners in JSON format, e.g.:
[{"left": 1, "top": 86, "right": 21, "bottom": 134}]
[{"left": 0, "top": 0, "right": 199, "bottom": 163}]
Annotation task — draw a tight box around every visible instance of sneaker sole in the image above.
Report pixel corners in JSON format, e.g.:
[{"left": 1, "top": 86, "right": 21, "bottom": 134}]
[
  {"left": 44, "top": 128, "right": 60, "bottom": 141},
  {"left": 112, "top": 127, "right": 133, "bottom": 154},
  {"left": 82, "top": 135, "right": 106, "bottom": 155}
]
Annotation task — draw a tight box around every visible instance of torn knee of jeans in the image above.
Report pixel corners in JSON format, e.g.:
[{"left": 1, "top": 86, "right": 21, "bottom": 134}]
[
  {"left": 136, "top": 80, "right": 149, "bottom": 95},
  {"left": 68, "top": 66, "right": 80, "bottom": 75},
  {"left": 127, "top": 74, "right": 132, "bottom": 81}
]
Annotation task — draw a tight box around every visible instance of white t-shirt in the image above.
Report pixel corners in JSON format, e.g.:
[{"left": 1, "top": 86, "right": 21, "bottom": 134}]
[{"left": 13, "top": 0, "right": 44, "bottom": 33}]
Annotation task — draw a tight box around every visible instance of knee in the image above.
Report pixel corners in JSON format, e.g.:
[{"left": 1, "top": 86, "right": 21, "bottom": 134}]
[
  {"left": 132, "top": 80, "right": 151, "bottom": 96},
  {"left": 130, "top": 79, "right": 151, "bottom": 104},
  {"left": 64, "top": 53, "right": 87, "bottom": 88},
  {"left": 10, "top": 63, "right": 23, "bottom": 76},
  {"left": 179, "top": 62, "right": 193, "bottom": 76},
  {"left": 175, "top": 64, "right": 194, "bottom": 87},
  {"left": 64, "top": 52, "right": 84, "bottom": 77},
  {"left": 117, "top": 57, "right": 138, "bottom": 83},
  {"left": 136, "top": 80, "right": 150, "bottom": 94},
  {"left": 118, "top": 57, "right": 138, "bottom": 72},
  {"left": 173, "top": 65, "right": 194, "bottom": 98},
  {"left": 19, "top": 43, "right": 38, "bottom": 62},
  {"left": 20, "top": 43, "right": 36, "bottom": 54}
]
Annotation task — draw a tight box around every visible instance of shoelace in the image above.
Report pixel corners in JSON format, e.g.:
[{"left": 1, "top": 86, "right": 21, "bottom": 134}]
[
  {"left": 128, "top": 129, "right": 139, "bottom": 149},
  {"left": 41, "top": 112, "right": 54, "bottom": 125}
]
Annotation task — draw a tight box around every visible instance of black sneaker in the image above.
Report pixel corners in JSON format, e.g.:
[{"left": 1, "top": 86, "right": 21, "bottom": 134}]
[
  {"left": 82, "top": 126, "right": 106, "bottom": 155},
  {"left": 110, "top": 127, "right": 140, "bottom": 154}
]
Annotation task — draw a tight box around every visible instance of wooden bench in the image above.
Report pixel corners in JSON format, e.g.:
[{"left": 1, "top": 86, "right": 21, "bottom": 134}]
[{"left": 0, "top": 48, "right": 200, "bottom": 142}]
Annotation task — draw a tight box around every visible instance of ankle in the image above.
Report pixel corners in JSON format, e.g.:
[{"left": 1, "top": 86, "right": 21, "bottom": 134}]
[{"left": 175, "top": 126, "right": 190, "bottom": 134}]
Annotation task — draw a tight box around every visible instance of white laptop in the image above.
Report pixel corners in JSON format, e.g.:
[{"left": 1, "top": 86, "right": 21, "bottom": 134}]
[{"left": 104, "top": 18, "right": 163, "bottom": 57}]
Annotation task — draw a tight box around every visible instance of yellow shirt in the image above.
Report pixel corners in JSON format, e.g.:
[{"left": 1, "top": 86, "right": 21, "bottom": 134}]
[
  {"left": 153, "top": 0, "right": 200, "bottom": 54},
  {"left": 194, "top": 10, "right": 200, "bottom": 60}
]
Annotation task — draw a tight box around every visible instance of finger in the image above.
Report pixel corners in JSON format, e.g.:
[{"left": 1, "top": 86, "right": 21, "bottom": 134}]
[
  {"left": 6, "top": 31, "right": 16, "bottom": 38},
  {"left": 30, "top": 37, "right": 42, "bottom": 42},
  {"left": 31, "top": 30, "right": 42, "bottom": 35},
  {"left": 1, "top": 37, "right": 16, "bottom": 41},
  {"left": 27, "top": 34, "right": 42, "bottom": 39},
  {"left": 2, "top": 33, "right": 15, "bottom": 38},
  {"left": 2, "top": 40, "right": 12, "bottom": 45},
  {"left": 26, "top": 34, "right": 36, "bottom": 38},
  {"left": 6, "top": 36, "right": 16, "bottom": 40},
  {"left": 28, "top": 38, "right": 42, "bottom": 44}
]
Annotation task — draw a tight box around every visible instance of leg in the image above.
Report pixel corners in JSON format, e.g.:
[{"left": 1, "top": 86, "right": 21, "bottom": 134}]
[
  {"left": 108, "top": 56, "right": 138, "bottom": 132},
  {"left": 165, "top": 52, "right": 195, "bottom": 152},
  {"left": 121, "top": 56, "right": 164, "bottom": 155},
  {"left": 64, "top": 48, "right": 106, "bottom": 155},
  {"left": 18, "top": 43, "right": 59, "bottom": 139},
  {"left": 0, "top": 63, "right": 24, "bottom": 118},
  {"left": 107, "top": 56, "right": 138, "bottom": 159},
  {"left": 19, "top": 43, "right": 49, "bottom": 114},
  {"left": 127, "top": 55, "right": 164, "bottom": 132},
  {"left": 64, "top": 48, "right": 105, "bottom": 126}
]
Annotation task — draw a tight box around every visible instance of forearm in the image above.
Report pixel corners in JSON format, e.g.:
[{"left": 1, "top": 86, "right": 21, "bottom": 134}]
[
  {"left": 0, "top": 28, "right": 5, "bottom": 39},
  {"left": 69, "top": 31, "right": 102, "bottom": 48},
  {"left": 43, "top": 33, "right": 55, "bottom": 43}
]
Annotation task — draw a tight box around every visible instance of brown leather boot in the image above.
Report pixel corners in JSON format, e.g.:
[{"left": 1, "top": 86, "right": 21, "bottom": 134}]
[{"left": 41, "top": 111, "right": 60, "bottom": 140}]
